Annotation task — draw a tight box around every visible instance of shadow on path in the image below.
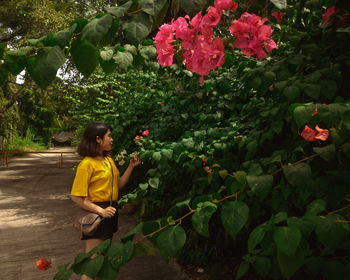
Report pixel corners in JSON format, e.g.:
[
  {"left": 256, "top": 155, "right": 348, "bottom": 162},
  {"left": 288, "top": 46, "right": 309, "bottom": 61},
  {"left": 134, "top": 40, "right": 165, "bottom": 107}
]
[{"left": 0, "top": 148, "right": 189, "bottom": 280}]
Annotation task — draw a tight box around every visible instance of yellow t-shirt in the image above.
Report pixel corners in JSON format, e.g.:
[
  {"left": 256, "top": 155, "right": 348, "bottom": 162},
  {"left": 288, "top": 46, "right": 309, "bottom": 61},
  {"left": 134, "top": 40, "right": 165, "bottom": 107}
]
[{"left": 71, "top": 156, "right": 120, "bottom": 202}]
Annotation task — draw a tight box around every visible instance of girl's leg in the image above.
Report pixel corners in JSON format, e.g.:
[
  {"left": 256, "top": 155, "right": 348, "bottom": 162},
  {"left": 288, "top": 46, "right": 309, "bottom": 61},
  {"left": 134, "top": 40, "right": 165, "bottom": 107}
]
[{"left": 81, "top": 238, "right": 103, "bottom": 280}]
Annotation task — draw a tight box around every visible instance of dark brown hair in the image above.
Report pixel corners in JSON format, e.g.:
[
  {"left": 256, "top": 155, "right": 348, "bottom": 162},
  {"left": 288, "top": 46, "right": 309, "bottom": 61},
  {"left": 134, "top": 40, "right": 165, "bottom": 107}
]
[{"left": 77, "top": 122, "right": 111, "bottom": 157}]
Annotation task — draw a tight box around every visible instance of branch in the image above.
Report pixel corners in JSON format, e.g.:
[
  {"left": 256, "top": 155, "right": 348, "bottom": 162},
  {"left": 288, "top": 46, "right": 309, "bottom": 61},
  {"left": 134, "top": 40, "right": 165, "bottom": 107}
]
[{"left": 270, "top": 154, "right": 319, "bottom": 176}]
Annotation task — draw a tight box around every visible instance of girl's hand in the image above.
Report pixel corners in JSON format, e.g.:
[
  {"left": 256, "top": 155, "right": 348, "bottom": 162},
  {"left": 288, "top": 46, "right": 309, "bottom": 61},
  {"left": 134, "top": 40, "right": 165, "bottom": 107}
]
[
  {"left": 100, "top": 206, "right": 116, "bottom": 218},
  {"left": 129, "top": 155, "right": 141, "bottom": 168}
]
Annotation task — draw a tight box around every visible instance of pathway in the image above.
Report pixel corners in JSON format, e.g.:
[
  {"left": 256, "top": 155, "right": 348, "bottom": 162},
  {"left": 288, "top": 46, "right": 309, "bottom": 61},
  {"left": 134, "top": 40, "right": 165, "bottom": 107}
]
[{"left": 0, "top": 147, "right": 190, "bottom": 280}]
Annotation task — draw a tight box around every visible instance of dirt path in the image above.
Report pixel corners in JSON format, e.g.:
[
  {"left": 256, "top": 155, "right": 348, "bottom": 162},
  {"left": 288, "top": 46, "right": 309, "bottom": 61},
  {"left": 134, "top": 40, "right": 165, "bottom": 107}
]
[{"left": 0, "top": 147, "right": 189, "bottom": 280}]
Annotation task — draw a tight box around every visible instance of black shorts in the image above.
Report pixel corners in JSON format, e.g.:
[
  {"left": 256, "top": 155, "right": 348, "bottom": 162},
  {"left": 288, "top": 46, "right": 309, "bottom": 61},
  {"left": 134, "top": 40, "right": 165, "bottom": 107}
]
[{"left": 81, "top": 201, "right": 118, "bottom": 240}]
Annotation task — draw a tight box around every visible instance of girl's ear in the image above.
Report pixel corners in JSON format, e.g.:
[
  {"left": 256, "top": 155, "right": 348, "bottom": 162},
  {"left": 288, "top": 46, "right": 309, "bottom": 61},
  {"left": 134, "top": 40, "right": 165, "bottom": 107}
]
[{"left": 96, "top": 136, "right": 101, "bottom": 144}]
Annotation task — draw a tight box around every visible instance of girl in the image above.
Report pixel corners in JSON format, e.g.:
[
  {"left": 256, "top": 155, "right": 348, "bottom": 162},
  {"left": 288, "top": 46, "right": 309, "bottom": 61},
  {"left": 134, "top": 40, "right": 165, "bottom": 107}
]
[{"left": 71, "top": 122, "right": 140, "bottom": 280}]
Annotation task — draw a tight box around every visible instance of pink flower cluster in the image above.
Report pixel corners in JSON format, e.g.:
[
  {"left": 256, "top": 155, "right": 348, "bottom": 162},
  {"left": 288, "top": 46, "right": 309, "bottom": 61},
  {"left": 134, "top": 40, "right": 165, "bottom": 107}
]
[
  {"left": 154, "top": 0, "right": 239, "bottom": 84},
  {"left": 229, "top": 12, "right": 278, "bottom": 59}
]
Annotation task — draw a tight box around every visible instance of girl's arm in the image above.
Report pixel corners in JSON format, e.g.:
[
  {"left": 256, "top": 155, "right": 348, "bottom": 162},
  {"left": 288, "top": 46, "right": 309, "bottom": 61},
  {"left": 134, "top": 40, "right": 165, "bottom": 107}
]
[
  {"left": 119, "top": 156, "right": 141, "bottom": 189},
  {"left": 71, "top": 195, "right": 116, "bottom": 218}
]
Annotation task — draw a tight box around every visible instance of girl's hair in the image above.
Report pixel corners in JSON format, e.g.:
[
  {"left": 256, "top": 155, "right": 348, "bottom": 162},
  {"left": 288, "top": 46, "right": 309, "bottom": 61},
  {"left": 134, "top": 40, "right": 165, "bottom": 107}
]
[{"left": 77, "top": 122, "right": 112, "bottom": 157}]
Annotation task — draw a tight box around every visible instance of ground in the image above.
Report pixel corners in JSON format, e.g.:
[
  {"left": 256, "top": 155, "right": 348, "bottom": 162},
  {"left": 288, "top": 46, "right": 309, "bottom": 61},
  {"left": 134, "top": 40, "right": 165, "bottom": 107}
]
[{"left": 0, "top": 147, "right": 190, "bottom": 280}]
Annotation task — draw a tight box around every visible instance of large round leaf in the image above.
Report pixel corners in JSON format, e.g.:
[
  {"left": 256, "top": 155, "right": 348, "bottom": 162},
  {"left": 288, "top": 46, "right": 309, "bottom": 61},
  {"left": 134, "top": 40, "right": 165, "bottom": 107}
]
[
  {"left": 220, "top": 201, "right": 249, "bottom": 239},
  {"left": 122, "top": 12, "right": 152, "bottom": 45},
  {"left": 70, "top": 38, "right": 99, "bottom": 77},
  {"left": 154, "top": 225, "right": 186, "bottom": 263},
  {"left": 273, "top": 226, "right": 301, "bottom": 256},
  {"left": 82, "top": 14, "right": 113, "bottom": 45},
  {"left": 139, "top": 0, "right": 168, "bottom": 16},
  {"left": 27, "top": 46, "right": 65, "bottom": 89},
  {"left": 191, "top": 205, "right": 217, "bottom": 237},
  {"left": 283, "top": 163, "right": 312, "bottom": 187}
]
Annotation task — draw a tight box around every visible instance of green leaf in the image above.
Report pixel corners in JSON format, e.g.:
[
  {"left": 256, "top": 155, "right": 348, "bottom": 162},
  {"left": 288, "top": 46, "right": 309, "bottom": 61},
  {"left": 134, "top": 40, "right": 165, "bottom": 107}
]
[
  {"left": 219, "top": 169, "right": 228, "bottom": 179},
  {"left": 253, "top": 256, "right": 271, "bottom": 277},
  {"left": 100, "top": 19, "right": 120, "bottom": 46},
  {"left": 139, "top": 183, "right": 149, "bottom": 191},
  {"left": 70, "top": 18, "right": 88, "bottom": 33},
  {"left": 315, "top": 214, "right": 349, "bottom": 252},
  {"left": 7, "top": 46, "right": 33, "bottom": 57},
  {"left": 0, "top": 66, "right": 8, "bottom": 86},
  {"left": 152, "top": 151, "right": 162, "bottom": 162},
  {"left": 161, "top": 149, "right": 173, "bottom": 160},
  {"left": 100, "top": 59, "right": 117, "bottom": 74},
  {"left": 274, "top": 212, "right": 288, "bottom": 224},
  {"left": 236, "top": 261, "right": 250, "bottom": 280},
  {"left": 97, "top": 259, "right": 119, "bottom": 280},
  {"left": 248, "top": 225, "right": 266, "bottom": 252},
  {"left": 139, "top": 0, "right": 168, "bottom": 16},
  {"left": 70, "top": 38, "right": 99, "bottom": 77},
  {"left": 72, "top": 255, "right": 104, "bottom": 278},
  {"left": 154, "top": 226, "right": 186, "bottom": 262},
  {"left": 4, "top": 55, "right": 26, "bottom": 75},
  {"left": 148, "top": 177, "right": 159, "bottom": 189},
  {"left": 283, "top": 86, "right": 300, "bottom": 101},
  {"left": 27, "top": 46, "right": 65, "bottom": 89},
  {"left": 191, "top": 206, "right": 217, "bottom": 237},
  {"left": 304, "top": 84, "right": 321, "bottom": 99},
  {"left": 139, "top": 46, "right": 157, "bottom": 60},
  {"left": 292, "top": 105, "right": 313, "bottom": 128},
  {"left": 106, "top": 1, "right": 133, "bottom": 18},
  {"left": 305, "top": 199, "right": 326, "bottom": 216},
  {"left": 134, "top": 242, "right": 155, "bottom": 257},
  {"left": 106, "top": 241, "right": 134, "bottom": 270},
  {"left": 287, "top": 216, "right": 316, "bottom": 237},
  {"left": 122, "top": 12, "right": 152, "bottom": 45},
  {"left": 283, "top": 163, "right": 312, "bottom": 187},
  {"left": 269, "top": 0, "right": 287, "bottom": 9},
  {"left": 89, "top": 239, "right": 111, "bottom": 255},
  {"left": 54, "top": 24, "right": 77, "bottom": 47},
  {"left": 100, "top": 49, "right": 114, "bottom": 61},
  {"left": 220, "top": 201, "right": 249, "bottom": 239},
  {"left": 124, "top": 44, "right": 138, "bottom": 55},
  {"left": 320, "top": 79, "right": 337, "bottom": 100},
  {"left": 277, "top": 247, "right": 305, "bottom": 279},
  {"left": 246, "top": 174, "right": 273, "bottom": 199},
  {"left": 54, "top": 264, "right": 72, "bottom": 280},
  {"left": 342, "top": 109, "right": 350, "bottom": 131},
  {"left": 121, "top": 223, "right": 144, "bottom": 242},
  {"left": 313, "top": 144, "right": 336, "bottom": 161},
  {"left": 179, "top": 0, "right": 212, "bottom": 16},
  {"left": 113, "top": 51, "right": 133, "bottom": 69},
  {"left": 82, "top": 14, "right": 113, "bottom": 45},
  {"left": 273, "top": 226, "right": 301, "bottom": 256}
]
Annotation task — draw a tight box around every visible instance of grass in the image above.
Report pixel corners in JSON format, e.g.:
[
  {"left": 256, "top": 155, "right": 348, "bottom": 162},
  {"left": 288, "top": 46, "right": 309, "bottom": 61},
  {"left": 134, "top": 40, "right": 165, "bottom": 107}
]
[{"left": 2, "top": 130, "right": 46, "bottom": 154}]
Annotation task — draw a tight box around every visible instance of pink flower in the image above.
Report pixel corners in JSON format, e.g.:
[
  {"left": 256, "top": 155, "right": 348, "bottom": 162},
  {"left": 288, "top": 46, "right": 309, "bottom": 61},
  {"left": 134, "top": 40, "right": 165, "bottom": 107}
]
[
  {"left": 154, "top": 24, "right": 175, "bottom": 67},
  {"left": 271, "top": 10, "right": 283, "bottom": 24},
  {"left": 229, "top": 12, "right": 278, "bottom": 59},
  {"left": 135, "top": 135, "right": 140, "bottom": 140},
  {"left": 214, "top": 0, "right": 237, "bottom": 11},
  {"left": 200, "top": 6, "right": 222, "bottom": 37},
  {"left": 300, "top": 125, "right": 329, "bottom": 142},
  {"left": 142, "top": 130, "right": 149, "bottom": 136},
  {"left": 322, "top": 6, "right": 339, "bottom": 23},
  {"left": 231, "top": 1, "right": 238, "bottom": 11},
  {"left": 190, "top": 12, "right": 203, "bottom": 31}
]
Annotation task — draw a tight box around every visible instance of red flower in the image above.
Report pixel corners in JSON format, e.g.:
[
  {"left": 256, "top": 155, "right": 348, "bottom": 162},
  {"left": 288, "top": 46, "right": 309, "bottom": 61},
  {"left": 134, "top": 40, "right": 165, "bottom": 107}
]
[
  {"left": 142, "top": 130, "right": 149, "bottom": 136},
  {"left": 300, "top": 125, "right": 329, "bottom": 142},
  {"left": 214, "top": 0, "right": 238, "bottom": 11},
  {"left": 322, "top": 6, "right": 339, "bottom": 23},
  {"left": 202, "top": 156, "right": 208, "bottom": 166},
  {"left": 271, "top": 10, "right": 283, "bottom": 24},
  {"left": 229, "top": 12, "right": 278, "bottom": 59},
  {"left": 36, "top": 258, "right": 51, "bottom": 270},
  {"left": 135, "top": 135, "right": 140, "bottom": 140}
]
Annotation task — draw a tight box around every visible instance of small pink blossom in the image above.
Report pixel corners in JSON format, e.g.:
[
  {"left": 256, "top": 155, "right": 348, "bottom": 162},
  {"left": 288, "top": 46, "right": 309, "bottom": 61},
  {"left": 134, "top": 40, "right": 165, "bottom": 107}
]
[
  {"left": 154, "top": 24, "right": 175, "bottom": 67},
  {"left": 200, "top": 6, "right": 222, "bottom": 37},
  {"left": 322, "top": 6, "right": 340, "bottom": 23},
  {"left": 135, "top": 135, "right": 140, "bottom": 140},
  {"left": 271, "top": 10, "right": 283, "bottom": 24},
  {"left": 142, "top": 130, "right": 149, "bottom": 136}
]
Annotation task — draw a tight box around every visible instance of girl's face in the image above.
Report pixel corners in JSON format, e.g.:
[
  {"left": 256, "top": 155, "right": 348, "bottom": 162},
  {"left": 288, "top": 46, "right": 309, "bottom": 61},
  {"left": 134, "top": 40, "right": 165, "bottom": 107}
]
[{"left": 97, "top": 129, "right": 113, "bottom": 153}]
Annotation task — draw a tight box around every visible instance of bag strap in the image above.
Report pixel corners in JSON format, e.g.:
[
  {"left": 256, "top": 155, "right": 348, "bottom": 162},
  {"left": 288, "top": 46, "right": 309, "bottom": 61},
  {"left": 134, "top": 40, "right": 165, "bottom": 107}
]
[{"left": 106, "top": 157, "right": 114, "bottom": 206}]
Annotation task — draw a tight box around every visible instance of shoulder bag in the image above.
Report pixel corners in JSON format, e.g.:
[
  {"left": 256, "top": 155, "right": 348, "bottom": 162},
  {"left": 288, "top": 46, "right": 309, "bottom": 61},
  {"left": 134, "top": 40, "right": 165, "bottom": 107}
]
[{"left": 73, "top": 157, "right": 114, "bottom": 239}]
